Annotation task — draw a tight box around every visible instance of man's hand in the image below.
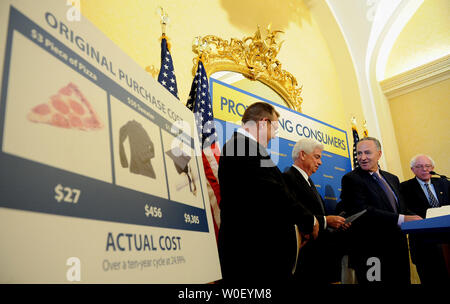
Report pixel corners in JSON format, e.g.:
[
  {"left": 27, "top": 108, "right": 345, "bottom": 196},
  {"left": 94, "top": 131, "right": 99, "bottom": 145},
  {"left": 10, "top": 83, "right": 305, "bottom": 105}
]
[
  {"left": 326, "top": 215, "right": 352, "bottom": 231},
  {"left": 326, "top": 215, "right": 346, "bottom": 229},
  {"left": 404, "top": 215, "right": 423, "bottom": 222},
  {"left": 312, "top": 218, "right": 319, "bottom": 240},
  {"left": 302, "top": 218, "right": 320, "bottom": 243}
]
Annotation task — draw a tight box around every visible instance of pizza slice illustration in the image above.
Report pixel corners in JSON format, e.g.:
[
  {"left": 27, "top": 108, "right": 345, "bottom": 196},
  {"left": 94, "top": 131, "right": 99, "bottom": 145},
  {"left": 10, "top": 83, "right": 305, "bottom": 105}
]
[{"left": 27, "top": 82, "right": 103, "bottom": 130}]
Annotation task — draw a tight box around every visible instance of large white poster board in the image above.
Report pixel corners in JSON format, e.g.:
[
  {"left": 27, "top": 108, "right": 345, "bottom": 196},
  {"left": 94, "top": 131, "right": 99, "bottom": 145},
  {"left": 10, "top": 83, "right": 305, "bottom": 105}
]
[{"left": 0, "top": 1, "right": 221, "bottom": 283}]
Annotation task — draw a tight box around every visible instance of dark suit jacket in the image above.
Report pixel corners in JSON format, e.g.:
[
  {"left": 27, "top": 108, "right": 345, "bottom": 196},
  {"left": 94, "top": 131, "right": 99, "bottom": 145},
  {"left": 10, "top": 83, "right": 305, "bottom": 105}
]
[
  {"left": 340, "top": 166, "right": 411, "bottom": 283},
  {"left": 400, "top": 177, "right": 449, "bottom": 218},
  {"left": 283, "top": 167, "right": 326, "bottom": 231},
  {"left": 400, "top": 177, "right": 449, "bottom": 279},
  {"left": 217, "top": 132, "right": 314, "bottom": 282},
  {"left": 283, "top": 166, "right": 343, "bottom": 283}
]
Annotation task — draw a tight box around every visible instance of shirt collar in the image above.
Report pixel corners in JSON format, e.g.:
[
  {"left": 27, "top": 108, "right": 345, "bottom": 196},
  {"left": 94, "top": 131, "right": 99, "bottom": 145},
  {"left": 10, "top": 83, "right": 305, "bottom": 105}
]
[
  {"left": 416, "top": 177, "right": 431, "bottom": 186},
  {"left": 236, "top": 127, "right": 270, "bottom": 157},
  {"left": 237, "top": 127, "right": 257, "bottom": 143},
  {"left": 292, "top": 165, "right": 311, "bottom": 185}
]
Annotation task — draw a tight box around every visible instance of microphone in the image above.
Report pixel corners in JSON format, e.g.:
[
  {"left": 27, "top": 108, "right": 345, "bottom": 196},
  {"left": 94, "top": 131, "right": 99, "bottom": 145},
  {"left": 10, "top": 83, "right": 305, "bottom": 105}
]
[{"left": 430, "top": 171, "right": 449, "bottom": 179}]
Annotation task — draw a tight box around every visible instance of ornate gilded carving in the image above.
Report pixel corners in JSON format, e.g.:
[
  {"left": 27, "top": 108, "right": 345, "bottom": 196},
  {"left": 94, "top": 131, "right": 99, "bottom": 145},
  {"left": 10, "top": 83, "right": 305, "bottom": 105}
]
[
  {"left": 192, "top": 25, "right": 303, "bottom": 112},
  {"left": 145, "top": 65, "right": 159, "bottom": 79}
]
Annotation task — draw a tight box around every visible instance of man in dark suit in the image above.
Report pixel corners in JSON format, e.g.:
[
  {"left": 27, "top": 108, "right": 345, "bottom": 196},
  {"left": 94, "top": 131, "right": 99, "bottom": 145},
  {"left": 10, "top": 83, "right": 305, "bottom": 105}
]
[
  {"left": 401, "top": 154, "right": 450, "bottom": 284},
  {"left": 218, "top": 102, "right": 318, "bottom": 282},
  {"left": 283, "top": 138, "right": 350, "bottom": 283},
  {"left": 340, "top": 137, "right": 421, "bottom": 284}
]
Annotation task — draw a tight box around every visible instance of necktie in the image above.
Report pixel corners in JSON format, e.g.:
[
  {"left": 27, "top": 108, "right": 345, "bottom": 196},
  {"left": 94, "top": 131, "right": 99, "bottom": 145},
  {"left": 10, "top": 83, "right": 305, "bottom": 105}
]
[
  {"left": 372, "top": 172, "right": 398, "bottom": 213},
  {"left": 308, "top": 177, "right": 325, "bottom": 214},
  {"left": 424, "top": 183, "right": 440, "bottom": 208}
]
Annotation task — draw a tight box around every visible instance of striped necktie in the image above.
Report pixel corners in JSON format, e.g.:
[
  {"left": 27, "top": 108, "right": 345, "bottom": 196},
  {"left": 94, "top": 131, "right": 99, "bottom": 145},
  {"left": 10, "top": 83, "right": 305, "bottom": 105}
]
[{"left": 424, "top": 183, "right": 440, "bottom": 208}]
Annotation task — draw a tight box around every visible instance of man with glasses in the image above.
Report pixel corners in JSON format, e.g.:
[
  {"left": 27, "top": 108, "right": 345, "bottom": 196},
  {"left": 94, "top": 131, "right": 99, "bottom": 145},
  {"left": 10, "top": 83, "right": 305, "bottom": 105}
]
[
  {"left": 401, "top": 154, "right": 450, "bottom": 284},
  {"left": 217, "top": 102, "right": 317, "bottom": 282}
]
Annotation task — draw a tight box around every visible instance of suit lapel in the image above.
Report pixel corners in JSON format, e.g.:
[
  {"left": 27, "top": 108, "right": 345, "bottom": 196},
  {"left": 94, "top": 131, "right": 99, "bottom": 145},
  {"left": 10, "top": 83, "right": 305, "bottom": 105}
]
[
  {"left": 289, "top": 167, "right": 325, "bottom": 214},
  {"left": 358, "top": 168, "right": 396, "bottom": 212},
  {"left": 379, "top": 171, "right": 399, "bottom": 199},
  {"left": 412, "top": 178, "right": 431, "bottom": 209}
]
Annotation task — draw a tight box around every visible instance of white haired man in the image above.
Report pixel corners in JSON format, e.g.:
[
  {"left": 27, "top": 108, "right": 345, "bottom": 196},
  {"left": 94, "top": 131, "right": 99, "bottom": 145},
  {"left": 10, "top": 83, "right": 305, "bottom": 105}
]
[
  {"left": 283, "top": 138, "right": 350, "bottom": 283},
  {"left": 401, "top": 154, "right": 450, "bottom": 284}
]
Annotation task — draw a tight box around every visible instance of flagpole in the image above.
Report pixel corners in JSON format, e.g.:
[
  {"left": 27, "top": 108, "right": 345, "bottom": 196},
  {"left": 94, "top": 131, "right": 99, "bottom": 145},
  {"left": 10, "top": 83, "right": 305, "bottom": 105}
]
[
  {"left": 186, "top": 40, "right": 221, "bottom": 240},
  {"left": 351, "top": 116, "right": 360, "bottom": 169}
]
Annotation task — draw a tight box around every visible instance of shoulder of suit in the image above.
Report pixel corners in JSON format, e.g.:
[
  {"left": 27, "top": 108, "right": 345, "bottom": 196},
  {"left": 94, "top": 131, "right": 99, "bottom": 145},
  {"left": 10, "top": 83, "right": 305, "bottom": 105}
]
[
  {"left": 282, "top": 167, "right": 299, "bottom": 183},
  {"left": 380, "top": 169, "right": 400, "bottom": 181},
  {"left": 344, "top": 167, "right": 365, "bottom": 178},
  {"left": 223, "top": 131, "right": 252, "bottom": 147},
  {"left": 283, "top": 166, "right": 295, "bottom": 175},
  {"left": 401, "top": 177, "right": 416, "bottom": 186},
  {"left": 400, "top": 178, "right": 420, "bottom": 193},
  {"left": 431, "top": 177, "right": 449, "bottom": 187},
  {"left": 341, "top": 169, "right": 365, "bottom": 187},
  {"left": 431, "top": 177, "right": 443, "bottom": 183},
  {"left": 380, "top": 169, "right": 395, "bottom": 177}
]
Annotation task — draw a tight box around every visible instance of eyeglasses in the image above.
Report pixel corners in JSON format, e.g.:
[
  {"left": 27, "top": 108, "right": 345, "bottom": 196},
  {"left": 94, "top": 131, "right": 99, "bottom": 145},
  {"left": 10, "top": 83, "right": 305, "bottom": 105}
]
[
  {"left": 262, "top": 118, "right": 279, "bottom": 129},
  {"left": 414, "top": 164, "right": 433, "bottom": 169}
]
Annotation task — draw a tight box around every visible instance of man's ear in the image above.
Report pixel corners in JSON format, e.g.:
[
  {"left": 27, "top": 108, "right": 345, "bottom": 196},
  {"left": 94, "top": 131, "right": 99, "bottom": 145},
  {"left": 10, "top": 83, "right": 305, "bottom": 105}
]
[{"left": 300, "top": 150, "right": 306, "bottom": 160}]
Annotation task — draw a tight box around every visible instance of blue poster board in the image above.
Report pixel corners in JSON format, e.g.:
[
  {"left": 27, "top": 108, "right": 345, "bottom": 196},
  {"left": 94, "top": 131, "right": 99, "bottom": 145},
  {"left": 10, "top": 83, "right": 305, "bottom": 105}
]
[{"left": 210, "top": 78, "right": 352, "bottom": 214}]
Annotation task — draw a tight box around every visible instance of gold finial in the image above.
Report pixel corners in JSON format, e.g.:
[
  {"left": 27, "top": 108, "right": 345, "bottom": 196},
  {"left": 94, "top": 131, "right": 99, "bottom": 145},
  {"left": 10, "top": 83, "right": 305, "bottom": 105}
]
[
  {"left": 351, "top": 116, "right": 357, "bottom": 129},
  {"left": 363, "top": 120, "right": 368, "bottom": 137},
  {"left": 156, "top": 7, "right": 170, "bottom": 35},
  {"left": 192, "top": 36, "right": 209, "bottom": 63}
]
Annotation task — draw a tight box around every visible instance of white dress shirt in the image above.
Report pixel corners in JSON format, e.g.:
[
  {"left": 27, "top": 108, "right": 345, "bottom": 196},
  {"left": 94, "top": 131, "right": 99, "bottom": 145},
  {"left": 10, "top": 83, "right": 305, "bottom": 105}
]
[{"left": 415, "top": 177, "right": 439, "bottom": 204}]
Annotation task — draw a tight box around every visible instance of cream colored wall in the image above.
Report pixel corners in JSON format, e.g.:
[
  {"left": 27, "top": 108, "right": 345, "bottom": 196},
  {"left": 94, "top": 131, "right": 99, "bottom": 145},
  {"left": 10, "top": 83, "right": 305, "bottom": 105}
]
[
  {"left": 389, "top": 78, "right": 450, "bottom": 181},
  {"left": 80, "top": 0, "right": 362, "bottom": 141},
  {"left": 385, "top": 0, "right": 450, "bottom": 78},
  {"left": 383, "top": 0, "right": 450, "bottom": 180},
  {"left": 370, "top": 77, "right": 405, "bottom": 179},
  {"left": 307, "top": 0, "right": 366, "bottom": 168}
]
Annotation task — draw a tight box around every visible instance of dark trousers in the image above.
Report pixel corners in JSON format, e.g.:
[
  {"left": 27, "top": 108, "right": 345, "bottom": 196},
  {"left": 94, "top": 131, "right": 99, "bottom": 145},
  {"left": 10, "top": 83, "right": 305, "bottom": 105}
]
[{"left": 410, "top": 236, "right": 450, "bottom": 284}]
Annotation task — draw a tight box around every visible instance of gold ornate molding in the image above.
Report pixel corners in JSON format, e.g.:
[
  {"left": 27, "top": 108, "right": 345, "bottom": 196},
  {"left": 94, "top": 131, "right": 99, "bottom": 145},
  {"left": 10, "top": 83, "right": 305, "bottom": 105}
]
[
  {"left": 145, "top": 65, "right": 159, "bottom": 79},
  {"left": 192, "top": 25, "right": 303, "bottom": 112}
]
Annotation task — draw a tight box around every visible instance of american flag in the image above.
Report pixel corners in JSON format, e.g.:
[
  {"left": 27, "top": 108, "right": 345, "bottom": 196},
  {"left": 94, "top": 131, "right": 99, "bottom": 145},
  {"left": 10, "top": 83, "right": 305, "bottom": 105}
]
[
  {"left": 158, "top": 36, "right": 178, "bottom": 99},
  {"left": 186, "top": 60, "right": 221, "bottom": 239},
  {"left": 352, "top": 125, "right": 360, "bottom": 169}
]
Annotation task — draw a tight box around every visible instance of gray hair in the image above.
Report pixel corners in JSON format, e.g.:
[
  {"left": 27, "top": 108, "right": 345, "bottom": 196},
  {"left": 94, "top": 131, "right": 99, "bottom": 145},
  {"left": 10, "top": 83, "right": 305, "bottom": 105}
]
[
  {"left": 410, "top": 154, "right": 435, "bottom": 168},
  {"left": 357, "top": 137, "right": 381, "bottom": 151},
  {"left": 292, "top": 138, "right": 324, "bottom": 161}
]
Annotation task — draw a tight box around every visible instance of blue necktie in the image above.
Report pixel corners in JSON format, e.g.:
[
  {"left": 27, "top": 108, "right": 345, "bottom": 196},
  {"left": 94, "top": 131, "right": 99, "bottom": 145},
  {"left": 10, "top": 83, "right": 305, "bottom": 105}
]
[{"left": 373, "top": 172, "right": 398, "bottom": 213}]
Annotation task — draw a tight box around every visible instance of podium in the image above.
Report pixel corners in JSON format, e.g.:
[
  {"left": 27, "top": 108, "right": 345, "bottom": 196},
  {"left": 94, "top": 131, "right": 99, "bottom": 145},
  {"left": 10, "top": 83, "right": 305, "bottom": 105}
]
[
  {"left": 401, "top": 214, "right": 450, "bottom": 242},
  {"left": 402, "top": 215, "right": 450, "bottom": 280}
]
